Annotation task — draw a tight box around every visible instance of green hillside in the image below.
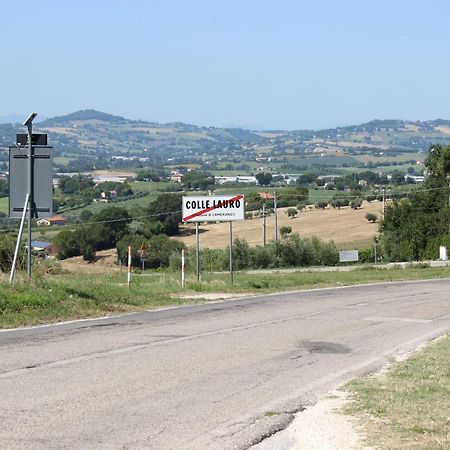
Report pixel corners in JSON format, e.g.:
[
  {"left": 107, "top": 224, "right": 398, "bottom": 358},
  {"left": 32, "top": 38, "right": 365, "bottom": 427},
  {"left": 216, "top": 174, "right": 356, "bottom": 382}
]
[{"left": 1, "top": 110, "right": 450, "bottom": 175}]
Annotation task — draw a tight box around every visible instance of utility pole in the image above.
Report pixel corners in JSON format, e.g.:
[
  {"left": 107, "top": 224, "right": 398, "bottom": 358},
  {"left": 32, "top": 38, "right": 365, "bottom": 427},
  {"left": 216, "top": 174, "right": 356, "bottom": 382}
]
[
  {"left": 261, "top": 202, "right": 267, "bottom": 247},
  {"left": 273, "top": 192, "right": 278, "bottom": 243},
  {"left": 382, "top": 186, "right": 386, "bottom": 217},
  {"left": 448, "top": 180, "right": 450, "bottom": 237}
]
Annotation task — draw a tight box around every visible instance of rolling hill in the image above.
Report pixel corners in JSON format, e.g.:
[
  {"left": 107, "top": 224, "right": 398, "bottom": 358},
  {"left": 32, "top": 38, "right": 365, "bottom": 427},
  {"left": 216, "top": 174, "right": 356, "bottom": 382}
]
[{"left": 1, "top": 110, "right": 450, "bottom": 173}]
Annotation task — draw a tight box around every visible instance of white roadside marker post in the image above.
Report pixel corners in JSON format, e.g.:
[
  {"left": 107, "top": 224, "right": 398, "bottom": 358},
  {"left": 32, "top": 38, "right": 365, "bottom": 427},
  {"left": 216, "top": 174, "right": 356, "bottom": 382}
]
[
  {"left": 127, "top": 245, "right": 132, "bottom": 288},
  {"left": 181, "top": 248, "right": 185, "bottom": 287}
]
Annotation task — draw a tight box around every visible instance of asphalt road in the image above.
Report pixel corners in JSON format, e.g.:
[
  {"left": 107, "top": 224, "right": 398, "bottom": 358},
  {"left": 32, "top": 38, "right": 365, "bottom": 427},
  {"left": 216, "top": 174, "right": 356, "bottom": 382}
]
[{"left": 1, "top": 279, "right": 449, "bottom": 449}]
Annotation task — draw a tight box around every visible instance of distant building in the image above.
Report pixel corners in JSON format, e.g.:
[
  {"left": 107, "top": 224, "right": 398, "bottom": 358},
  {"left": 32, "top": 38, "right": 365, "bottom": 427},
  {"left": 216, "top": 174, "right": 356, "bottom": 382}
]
[
  {"left": 170, "top": 170, "right": 183, "bottom": 183},
  {"left": 259, "top": 192, "right": 275, "bottom": 200},
  {"left": 214, "top": 176, "right": 257, "bottom": 185},
  {"left": 405, "top": 175, "right": 425, "bottom": 183},
  {"left": 96, "top": 190, "right": 117, "bottom": 202},
  {"left": 30, "top": 241, "right": 59, "bottom": 258},
  {"left": 36, "top": 215, "right": 66, "bottom": 227}
]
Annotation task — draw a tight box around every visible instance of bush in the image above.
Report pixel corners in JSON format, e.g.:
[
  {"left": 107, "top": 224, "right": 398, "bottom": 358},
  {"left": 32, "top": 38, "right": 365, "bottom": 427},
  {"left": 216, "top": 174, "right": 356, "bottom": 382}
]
[
  {"left": 350, "top": 199, "right": 363, "bottom": 209},
  {"left": 251, "top": 245, "right": 275, "bottom": 269},
  {"left": 358, "top": 247, "right": 375, "bottom": 263},
  {"left": 286, "top": 208, "right": 298, "bottom": 219},
  {"left": 280, "top": 226, "right": 292, "bottom": 237},
  {"left": 0, "top": 234, "right": 24, "bottom": 272},
  {"left": 422, "top": 236, "right": 450, "bottom": 260},
  {"left": 330, "top": 198, "right": 349, "bottom": 209},
  {"left": 232, "top": 238, "right": 251, "bottom": 270},
  {"left": 365, "top": 213, "right": 377, "bottom": 223}
]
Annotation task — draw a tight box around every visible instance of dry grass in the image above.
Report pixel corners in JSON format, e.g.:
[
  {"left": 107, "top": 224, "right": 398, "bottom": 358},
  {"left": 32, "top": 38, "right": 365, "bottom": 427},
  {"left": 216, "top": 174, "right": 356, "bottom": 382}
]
[
  {"left": 346, "top": 335, "right": 450, "bottom": 449},
  {"left": 59, "top": 249, "right": 121, "bottom": 274},
  {"left": 175, "top": 201, "right": 381, "bottom": 250},
  {"left": 436, "top": 125, "right": 450, "bottom": 135}
]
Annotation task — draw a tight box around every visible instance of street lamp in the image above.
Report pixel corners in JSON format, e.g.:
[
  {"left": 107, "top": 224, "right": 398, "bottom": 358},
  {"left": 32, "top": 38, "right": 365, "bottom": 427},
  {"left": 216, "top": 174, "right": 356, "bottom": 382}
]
[{"left": 24, "top": 112, "right": 37, "bottom": 278}]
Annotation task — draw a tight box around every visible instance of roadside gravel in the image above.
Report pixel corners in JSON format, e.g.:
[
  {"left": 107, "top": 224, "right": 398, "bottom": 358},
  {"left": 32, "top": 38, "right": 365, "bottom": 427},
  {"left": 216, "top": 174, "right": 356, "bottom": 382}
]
[{"left": 253, "top": 390, "right": 371, "bottom": 450}]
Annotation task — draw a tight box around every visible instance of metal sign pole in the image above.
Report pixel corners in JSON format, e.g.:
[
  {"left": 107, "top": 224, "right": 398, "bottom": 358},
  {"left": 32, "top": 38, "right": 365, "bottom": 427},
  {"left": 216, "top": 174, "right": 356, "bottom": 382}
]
[
  {"left": 196, "top": 222, "right": 200, "bottom": 282},
  {"left": 273, "top": 192, "right": 278, "bottom": 243},
  {"left": 27, "top": 123, "right": 33, "bottom": 278},
  {"left": 9, "top": 193, "right": 29, "bottom": 283},
  {"left": 262, "top": 202, "right": 267, "bottom": 247},
  {"left": 229, "top": 221, "right": 233, "bottom": 284}
]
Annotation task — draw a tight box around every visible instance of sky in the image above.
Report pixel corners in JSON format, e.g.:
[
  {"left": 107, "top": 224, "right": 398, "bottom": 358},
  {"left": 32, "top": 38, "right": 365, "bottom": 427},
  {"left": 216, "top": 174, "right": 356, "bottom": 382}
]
[{"left": 1, "top": 0, "right": 450, "bottom": 130}]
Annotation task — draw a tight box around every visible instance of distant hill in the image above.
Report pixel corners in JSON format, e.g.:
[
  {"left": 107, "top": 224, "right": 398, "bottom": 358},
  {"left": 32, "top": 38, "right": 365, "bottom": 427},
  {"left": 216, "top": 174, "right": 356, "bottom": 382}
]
[
  {"left": 39, "top": 109, "right": 127, "bottom": 126},
  {"left": 1, "top": 110, "right": 450, "bottom": 173}
]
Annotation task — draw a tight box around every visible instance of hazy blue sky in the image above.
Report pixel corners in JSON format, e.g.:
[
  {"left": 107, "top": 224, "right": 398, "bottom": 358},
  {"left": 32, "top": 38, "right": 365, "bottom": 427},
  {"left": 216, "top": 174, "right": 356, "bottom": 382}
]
[{"left": 1, "top": 0, "right": 449, "bottom": 129}]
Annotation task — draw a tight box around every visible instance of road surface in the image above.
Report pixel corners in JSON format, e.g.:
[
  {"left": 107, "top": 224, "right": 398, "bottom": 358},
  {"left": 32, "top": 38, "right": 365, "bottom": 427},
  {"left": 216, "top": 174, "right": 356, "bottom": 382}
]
[{"left": 0, "top": 279, "right": 449, "bottom": 449}]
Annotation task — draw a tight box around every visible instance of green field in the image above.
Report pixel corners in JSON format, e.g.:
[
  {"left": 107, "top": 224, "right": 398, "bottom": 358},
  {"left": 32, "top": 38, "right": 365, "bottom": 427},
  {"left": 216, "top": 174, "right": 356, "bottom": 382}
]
[
  {"left": 1, "top": 265, "right": 449, "bottom": 328},
  {"left": 0, "top": 196, "right": 7, "bottom": 214}
]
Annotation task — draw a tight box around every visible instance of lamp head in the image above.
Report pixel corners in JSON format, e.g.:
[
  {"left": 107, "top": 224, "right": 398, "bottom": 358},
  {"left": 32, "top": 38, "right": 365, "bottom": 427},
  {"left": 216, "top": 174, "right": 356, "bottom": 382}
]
[{"left": 23, "top": 112, "right": 38, "bottom": 127}]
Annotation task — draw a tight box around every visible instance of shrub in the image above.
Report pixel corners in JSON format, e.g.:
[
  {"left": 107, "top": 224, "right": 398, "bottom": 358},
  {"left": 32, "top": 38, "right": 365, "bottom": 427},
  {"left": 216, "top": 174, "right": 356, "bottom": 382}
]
[
  {"left": 232, "top": 238, "right": 251, "bottom": 270},
  {"left": 251, "top": 245, "right": 275, "bottom": 269},
  {"left": 280, "top": 226, "right": 292, "bottom": 237},
  {"left": 350, "top": 199, "right": 363, "bottom": 209},
  {"left": 365, "top": 213, "right": 377, "bottom": 223},
  {"left": 0, "top": 234, "right": 24, "bottom": 272}
]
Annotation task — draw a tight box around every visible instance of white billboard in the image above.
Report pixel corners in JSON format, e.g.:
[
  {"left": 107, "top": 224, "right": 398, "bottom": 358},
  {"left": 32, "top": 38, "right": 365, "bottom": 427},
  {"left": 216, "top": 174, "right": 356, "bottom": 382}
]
[
  {"left": 182, "top": 195, "right": 245, "bottom": 222},
  {"left": 339, "top": 250, "right": 359, "bottom": 263}
]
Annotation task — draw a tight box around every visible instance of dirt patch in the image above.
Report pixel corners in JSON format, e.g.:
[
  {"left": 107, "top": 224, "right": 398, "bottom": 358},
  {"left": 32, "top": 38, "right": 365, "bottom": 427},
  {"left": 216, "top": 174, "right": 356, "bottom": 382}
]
[
  {"left": 255, "top": 390, "right": 371, "bottom": 450},
  {"left": 59, "top": 249, "right": 121, "bottom": 274},
  {"left": 175, "top": 201, "right": 381, "bottom": 250},
  {"left": 436, "top": 125, "right": 450, "bottom": 135}
]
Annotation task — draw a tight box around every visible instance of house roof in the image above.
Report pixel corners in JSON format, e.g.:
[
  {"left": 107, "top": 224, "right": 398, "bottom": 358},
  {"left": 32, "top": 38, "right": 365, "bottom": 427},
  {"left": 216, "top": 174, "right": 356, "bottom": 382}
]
[
  {"left": 31, "top": 241, "right": 52, "bottom": 248},
  {"left": 259, "top": 192, "right": 275, "bottom": 200},
  {"left": 48, "top": 215, "right": 65, "bottom": 222}
]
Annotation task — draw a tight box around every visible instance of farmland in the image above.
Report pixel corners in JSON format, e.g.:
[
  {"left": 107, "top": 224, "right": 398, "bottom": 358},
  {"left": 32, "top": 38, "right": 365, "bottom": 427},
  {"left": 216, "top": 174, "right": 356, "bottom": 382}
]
[{"left": 176, "top": 201, "right": 381, "bottom": 250}]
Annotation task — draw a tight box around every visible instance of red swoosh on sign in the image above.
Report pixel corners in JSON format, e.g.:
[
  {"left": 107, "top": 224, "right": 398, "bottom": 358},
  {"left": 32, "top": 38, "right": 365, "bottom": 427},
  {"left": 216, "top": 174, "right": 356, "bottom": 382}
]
[{"left": 183, "top": 195, "right": 244, "bottom": 222}]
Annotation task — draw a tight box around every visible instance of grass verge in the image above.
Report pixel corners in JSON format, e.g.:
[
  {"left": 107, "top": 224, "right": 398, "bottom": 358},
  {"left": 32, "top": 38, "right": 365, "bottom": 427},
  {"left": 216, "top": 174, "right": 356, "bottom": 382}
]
[
  {"left": 0, "top": 264, "right": 449, "bottom": 329},
  {"left": 345, "top": 335, "right": 450, "bottom": 449}
]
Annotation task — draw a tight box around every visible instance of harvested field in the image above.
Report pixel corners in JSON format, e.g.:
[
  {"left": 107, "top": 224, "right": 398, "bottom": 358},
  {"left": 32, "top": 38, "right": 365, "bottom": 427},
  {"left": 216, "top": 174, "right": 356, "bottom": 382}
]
[
  {"left": 175, "top": 201, "right": 382, "bottom": 250},
  {"left": 59, "top": 249, "right": 121, "bottom": 274}
]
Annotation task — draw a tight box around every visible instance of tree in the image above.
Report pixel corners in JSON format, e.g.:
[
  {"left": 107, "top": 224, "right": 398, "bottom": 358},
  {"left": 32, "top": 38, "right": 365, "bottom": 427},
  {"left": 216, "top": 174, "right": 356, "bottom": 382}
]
[
  {"left": 390, "top": 170, "right": 406, "bottom": 185},
  {"left": 147, "top": 193, "right": 182, "bottom": 236},
  {"left": 54, "top": 227, "right": 95, "bottom": 260},
  {"left": 296, "top": 172, "right": 317, "bottom": 186},
  {"left": 0, "top": 234, "right": 24, "bottom": 272},
  {"left": 350, "top": 199, "right": 363, "bottom": 209},
  {"left": 182, "top": 171, "right": 215, "bottom": 190},
  {"left": 86, "top": 207, "right": 131, "bottom": 250},
  {"left": 80, "top": 210, "right": 93, "bottom": 223},
  {"left": 232, "top": 238, "right": 251, "bottom": 269},
  {"left": 382, "top": 144, "right": 450, "bottom": 261},
  {"left": 286, "top": 208, "right": 298, "bottom": 219},
  {"left": 0, "top": 179, "right": 8, "bottom": 198},
  {"left": 280, "top": 226, "right": 292, "bottom": 237},
  {"left": 59, "top": 174, "right": 94, "bottom": 194},
  {"left": 255, "top": 172, "right": 273, "bottom": 186}
]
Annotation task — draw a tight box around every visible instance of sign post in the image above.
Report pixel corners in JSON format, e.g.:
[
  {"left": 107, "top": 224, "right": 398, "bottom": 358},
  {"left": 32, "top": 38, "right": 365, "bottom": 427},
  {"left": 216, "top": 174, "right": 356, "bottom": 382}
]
[
  {"left": 229, "top": 221, "right": 233, "bottom": 284},
  {"left": 182, "top": 195, "right": 245, "bottom": 283},
  {"left": 196, "top": 222, "right": 200, "bottom": 282},
  {"left": 181, "top": 248, "right": 186, "bottom": 287},
  {"left": 8, "top": 113, "right": 53, "bottom": 280}
]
